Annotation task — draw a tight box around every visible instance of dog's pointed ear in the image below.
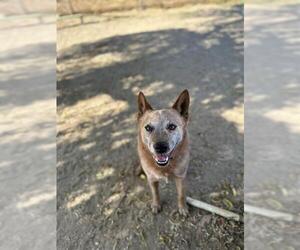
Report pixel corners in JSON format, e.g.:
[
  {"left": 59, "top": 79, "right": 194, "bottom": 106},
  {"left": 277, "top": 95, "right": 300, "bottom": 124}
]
[
  {"left": 137, "top": 92, "right": 153, "bottom": 118},
  {"left": 172, "top": 89, "right": 190, "bottom": 120}
]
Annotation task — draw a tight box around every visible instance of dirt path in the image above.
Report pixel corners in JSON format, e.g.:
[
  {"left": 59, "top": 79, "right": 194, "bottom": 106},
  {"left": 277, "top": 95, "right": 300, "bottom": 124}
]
[
  {"left": 0, "top": 17, "right": 56, "bottom": 250},
  {"left": 245, "top": 4, "right": 300, "bottom": 249},
  {"left": 57, "top": 4, "right": 244, "bottom": 249}
]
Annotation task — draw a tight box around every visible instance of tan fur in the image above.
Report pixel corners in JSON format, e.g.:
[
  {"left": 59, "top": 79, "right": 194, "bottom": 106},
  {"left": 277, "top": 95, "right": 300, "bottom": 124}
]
[{"left": 137, "top": 90, "right": 190, "bottom": 216}]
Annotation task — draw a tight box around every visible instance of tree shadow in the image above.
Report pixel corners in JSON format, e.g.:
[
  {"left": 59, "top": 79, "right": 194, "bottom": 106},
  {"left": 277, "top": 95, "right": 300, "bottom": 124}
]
[
  {"left": 245, "top": 3, "right": 300, "bottom": 192},
  {"left": 244, "top": 3, "right": 300, "bottom": 249},
  {"left": 57, "top": 5, "right": 244, "bottom": 249},
  {"left": 0, "top": 24, "right": 56, "bottom": 249}
]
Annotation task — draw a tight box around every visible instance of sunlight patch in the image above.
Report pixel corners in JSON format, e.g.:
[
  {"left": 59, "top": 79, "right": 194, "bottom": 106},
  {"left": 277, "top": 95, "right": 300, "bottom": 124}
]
[
  {"left": 61, "top": 94, "right": 128, "bottom": 118},
  {"left": 91, "top": 52, "right": 132, "bottom": 67},
  {"left": 122, "top": 74, "right": 144, "bottom": 90},
  {"left": 112, "top": 128, "right": 135, "bottom": 138},
  {"left": 80, "top": 141, "right": 96, "bottom": 151},
  {"left": 17, "top": 191, "right": 55, "bottom": 209},
  {"left": 39, "top": 142, "right": 56, "bottom": 151},
  {"left": 111, "top": 138, "right": 131, "bottom": 150},
  {"left": 221, "top": 104, "right": 244, "bottom": 133},
  {"left": 0, "top": 160, "right": 12, "bottom": 169},
  {"left": 96, "top": 167, "right": 115, "bottom": 180},
  {"left": 132, "top": 81, "right": 173, "bottom": 96},
  {"left": 264, "top": 104, "right": 300, "bottom": 134},
  {"left": 67, "top": 186, "right": 96, "bottom": 209},
  {"left": 201, "top": 94, "right": 224, "bottom": 105},
  {"left": 59, "top": 94, "right": 129, "bottom": 132},
  {"left": 128, "top": 185, "right": 144, "bottom": 199},
  {"left": 246, "top": 93, "right": 268, "bottom": 103},
  {"left": 105, "top": 193, "right": 123, "bottom": 205},
  {"left": 103, "top": 207, "right": 113, "bottom": 217}
]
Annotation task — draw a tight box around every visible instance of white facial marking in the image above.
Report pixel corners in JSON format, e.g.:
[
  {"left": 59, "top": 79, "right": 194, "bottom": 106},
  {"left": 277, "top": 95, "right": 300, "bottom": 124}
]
[
  {"left": 141, "top": 109, "right": 184, "bottom": 159},
  {"left": 168, "top": 124, "right": 183, "bottom": 152}
]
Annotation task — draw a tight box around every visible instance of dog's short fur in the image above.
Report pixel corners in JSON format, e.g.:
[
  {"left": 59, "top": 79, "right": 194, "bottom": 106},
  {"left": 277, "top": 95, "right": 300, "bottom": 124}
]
[{"left": 137, "top": 90, "right": 190, "bottom": 216}]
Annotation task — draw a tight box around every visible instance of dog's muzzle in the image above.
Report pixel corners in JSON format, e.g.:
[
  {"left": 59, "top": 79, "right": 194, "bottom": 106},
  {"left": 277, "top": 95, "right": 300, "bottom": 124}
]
[{"left": 154, "top": 154, "right": 169, "bottom": 166}]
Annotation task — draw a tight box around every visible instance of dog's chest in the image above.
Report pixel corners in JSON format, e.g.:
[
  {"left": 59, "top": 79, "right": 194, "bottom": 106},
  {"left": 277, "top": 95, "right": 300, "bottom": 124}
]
[{"left": 143, "top": 162, "right": 187, "bottom": 182}]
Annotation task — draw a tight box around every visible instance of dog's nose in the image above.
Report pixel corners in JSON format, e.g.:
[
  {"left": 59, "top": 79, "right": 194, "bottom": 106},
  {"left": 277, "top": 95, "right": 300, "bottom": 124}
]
[{"left": 154, "top": 142, "right": 169, "bottom": 154}]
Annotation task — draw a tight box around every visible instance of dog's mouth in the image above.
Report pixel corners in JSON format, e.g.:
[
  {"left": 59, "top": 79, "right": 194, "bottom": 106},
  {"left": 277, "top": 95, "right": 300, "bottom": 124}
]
[{"left": 154, "top": 154, "right": 169, "bottom": 166}]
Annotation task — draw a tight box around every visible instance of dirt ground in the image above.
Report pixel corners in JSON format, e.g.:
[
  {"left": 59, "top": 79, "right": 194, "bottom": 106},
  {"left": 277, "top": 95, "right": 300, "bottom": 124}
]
[
  {"left": 57, "top": 4, "right": 244, "bottom": 249},
  {"left": 245, "top": 4, "right": 300, "bottom": 250},
  {"left": 0, "top": 16, "right": 56, "bottom": 250}
]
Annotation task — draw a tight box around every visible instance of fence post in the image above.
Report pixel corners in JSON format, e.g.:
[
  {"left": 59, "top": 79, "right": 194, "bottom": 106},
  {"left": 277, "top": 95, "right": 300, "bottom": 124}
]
[
  {"left": 68, "top": 0, "right": 75, "bottom": 14},
  {"left": 138, "top": 0, "right": 144, "bottom": 10},
  {"left": 18, "top": 0, "right": 28, "bottom": 14}
]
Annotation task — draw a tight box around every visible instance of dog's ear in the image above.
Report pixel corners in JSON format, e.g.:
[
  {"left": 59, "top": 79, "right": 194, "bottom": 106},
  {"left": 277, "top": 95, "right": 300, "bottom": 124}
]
[
  {"left": 172, "top": 89, "right": 190, "bottom": 120},
  {"left": 137, "top": 92, "right": 153, "bottom": 118}
]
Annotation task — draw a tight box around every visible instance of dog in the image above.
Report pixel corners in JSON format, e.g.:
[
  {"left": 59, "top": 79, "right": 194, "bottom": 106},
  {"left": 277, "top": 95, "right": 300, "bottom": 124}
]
[{"left": 137, "top": 89, "right": 190, "bottom": 216}]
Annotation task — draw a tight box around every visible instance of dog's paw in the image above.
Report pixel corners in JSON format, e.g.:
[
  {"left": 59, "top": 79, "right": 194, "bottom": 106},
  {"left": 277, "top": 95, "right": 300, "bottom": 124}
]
[
  {"left": 178, "top": 206, "right": 189, "bottom": 217},
  {"left": 151, "top": 204, "right": 161, "bottom": 214}
]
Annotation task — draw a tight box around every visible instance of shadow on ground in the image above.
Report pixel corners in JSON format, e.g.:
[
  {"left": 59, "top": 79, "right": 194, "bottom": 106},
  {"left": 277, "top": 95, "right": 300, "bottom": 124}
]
[
  {"left": 0, "top": 21, "right": 56, "bottom": 249},
  {"left": 245, "top": 4, "right": 300, "bottom": 249},
  {"left": 57, "top": 5, "right": 244, "bottom": 249}
]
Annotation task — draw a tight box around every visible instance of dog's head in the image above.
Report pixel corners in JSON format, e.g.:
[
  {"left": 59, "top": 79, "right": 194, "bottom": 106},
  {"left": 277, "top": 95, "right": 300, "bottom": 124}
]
[{"left": 137, "top": 90, "right": 190, "bottom": 167}]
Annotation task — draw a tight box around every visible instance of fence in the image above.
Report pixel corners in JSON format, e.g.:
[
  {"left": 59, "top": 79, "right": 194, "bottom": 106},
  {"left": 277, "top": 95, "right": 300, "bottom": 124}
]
[
  {"left": 0, "top": 0, "right": 55, "bottom": 16},
  {"left": 57, "top": 0, "right": 235, "bottom": 15},
  {"left": 0, "top": 0, "right": 235, "bottom": 16}
]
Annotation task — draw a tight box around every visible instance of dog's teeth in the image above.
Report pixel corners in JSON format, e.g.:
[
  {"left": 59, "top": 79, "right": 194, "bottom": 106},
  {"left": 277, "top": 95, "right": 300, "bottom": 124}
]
[{"left": 155, "top": 156, "right": 169, "bottom": 166}]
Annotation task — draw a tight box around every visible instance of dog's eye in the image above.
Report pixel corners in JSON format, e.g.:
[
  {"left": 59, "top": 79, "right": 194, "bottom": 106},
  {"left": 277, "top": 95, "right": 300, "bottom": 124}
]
[
  {"left": 167, "top": 123, "right": 177, "bottom": 131},
  {"left": 145, "top": 124, "right": 154, "bottom": 132}
]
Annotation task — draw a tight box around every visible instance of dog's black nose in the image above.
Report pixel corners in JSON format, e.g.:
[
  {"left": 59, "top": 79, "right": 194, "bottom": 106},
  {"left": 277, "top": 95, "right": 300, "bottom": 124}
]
[{"left": 154, "top": 142, "right": 169, "bottom": 154}]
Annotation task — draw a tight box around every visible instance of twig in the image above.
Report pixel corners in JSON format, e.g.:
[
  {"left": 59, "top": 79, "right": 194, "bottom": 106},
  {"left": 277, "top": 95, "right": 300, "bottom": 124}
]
[
  {"left": 187, "top": 196, "right": 241, "bottom": 222},
  {"left": 187, "top": 196, "right": 300, "bottom": 223},
  {"left": 245, "top": 204, "right": 300, "bottom": 223}
]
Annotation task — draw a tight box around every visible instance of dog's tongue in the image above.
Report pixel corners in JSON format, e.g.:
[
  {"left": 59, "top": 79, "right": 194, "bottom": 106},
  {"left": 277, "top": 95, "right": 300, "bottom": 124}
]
[
  {"left": 156, "top": 154, "right": 168, "bottom": 162},
  {"left": 155, "top": 154, "right": 169, "bottom": 165}
]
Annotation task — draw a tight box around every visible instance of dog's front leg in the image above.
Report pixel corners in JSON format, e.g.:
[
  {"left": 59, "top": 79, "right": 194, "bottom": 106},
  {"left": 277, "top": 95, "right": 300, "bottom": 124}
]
[
  {"left": 148, "top": 180, "right": 161, "bottom": 214},
  {"left": 175, "top": 177, "right": 189, "bottom": 216}
]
